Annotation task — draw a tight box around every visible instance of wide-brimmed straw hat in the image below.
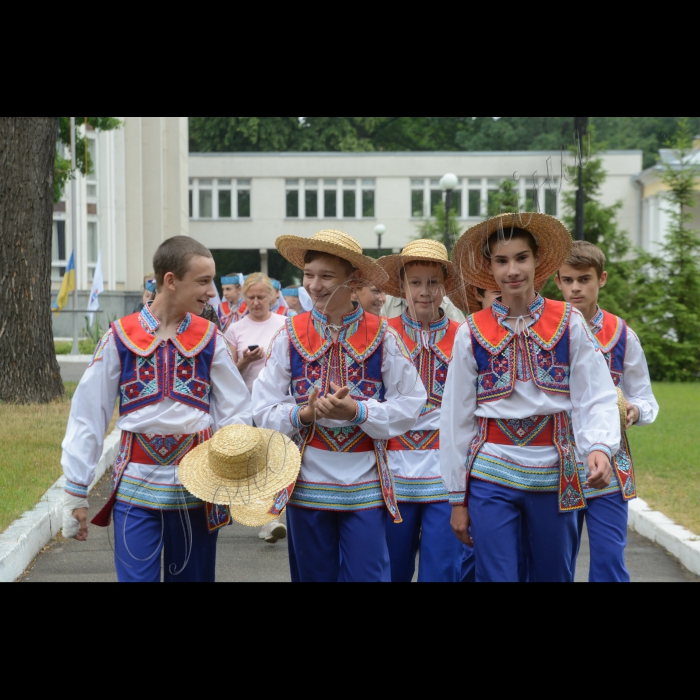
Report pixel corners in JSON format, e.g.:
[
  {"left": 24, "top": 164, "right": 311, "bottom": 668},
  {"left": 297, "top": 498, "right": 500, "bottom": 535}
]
[
  {"left": 452, "top": 213, "right": 573, "bottom": 291},
  {"left": 376, "top": 239, "right": 455, "bottom": 298},
  {"left": 179, "top": 425, "right": 301, "bottom": 525},
  {"left": 276, "top": 229, "right": 389, "bottom": 287}
]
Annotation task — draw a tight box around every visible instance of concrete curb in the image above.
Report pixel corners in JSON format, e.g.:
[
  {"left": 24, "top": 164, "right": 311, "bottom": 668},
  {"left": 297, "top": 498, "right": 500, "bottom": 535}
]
[
  {"left": 57, "top": 355, "right": 93, "bottom": 363},
  {"left": 0, "top": 429, "right": 122, "bottom": 583},
  {"left": 629, "top": 498, "right": 700, "bottom": 577}
]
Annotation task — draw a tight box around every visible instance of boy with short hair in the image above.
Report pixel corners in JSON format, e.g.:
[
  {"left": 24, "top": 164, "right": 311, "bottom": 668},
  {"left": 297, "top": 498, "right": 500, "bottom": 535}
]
[
  {"left": 443, "top": 214, "right": 621, "bottom": 583},
  {"left": 556, "top": 240, "right": 659, "bottom": 583},
  {"left": 253, "top": 229, "right": 426, "bottom": 583},
  {"left": 62, "top": 237, "right": 252, "bottom": 583},
  {"left": 377, "top": 240, "right": 464, "bottom": 583},
  {"left": 219, "top": 273, "right": 246, "bottom": 331}
]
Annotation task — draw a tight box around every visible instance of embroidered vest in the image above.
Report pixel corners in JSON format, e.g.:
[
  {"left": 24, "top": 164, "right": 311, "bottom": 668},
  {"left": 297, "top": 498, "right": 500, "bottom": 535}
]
[
  {"left": 595, "top": 310, "right": 628, "bottom": 388},
  {"left": 388, "top": 316, "right": 458, "bottom": 417},
  {"left": 112, "top": 313, "right": 217, "bottom": 416},
  {"left": 468, "top": 299, "right": 572, "bottom": 404}
]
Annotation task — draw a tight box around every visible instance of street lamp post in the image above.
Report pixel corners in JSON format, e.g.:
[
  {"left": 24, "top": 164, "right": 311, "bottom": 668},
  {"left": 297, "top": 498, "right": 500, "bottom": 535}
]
[
  {"left": 574, "top": 117, "right": 589, "bottom": 242},
  {"left": 440, "top": 173, "right": 459, "bottom": 252},
  {"left": 374, "top": 224, "right": 386, "bottom": 258}
]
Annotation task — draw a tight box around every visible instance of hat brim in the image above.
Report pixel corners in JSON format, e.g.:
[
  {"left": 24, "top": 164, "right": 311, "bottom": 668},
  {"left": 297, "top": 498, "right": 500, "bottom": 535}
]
[
  {"left": 276, "top": 235, "right": 389, "bottom": 288},
  {"left": 178, "top": 429, "right": 301, "bottom": 516},
  {"left": 452, "top": 213, "right": 573, "bottom": 292},
  {"left": 376, "top": 254, "right": 455, "bottom": 299}
]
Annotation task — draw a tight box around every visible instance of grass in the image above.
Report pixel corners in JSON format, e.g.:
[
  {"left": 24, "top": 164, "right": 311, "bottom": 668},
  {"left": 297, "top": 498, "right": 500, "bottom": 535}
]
[
  {"left": 629, "top": 383, "right": 700, "bottom": 535},
  {"left": 0, "top": 383, "right": 118, "bottom": 533},
  {"left": 55, "top": 340, "right": 97, "bottom": 355}
]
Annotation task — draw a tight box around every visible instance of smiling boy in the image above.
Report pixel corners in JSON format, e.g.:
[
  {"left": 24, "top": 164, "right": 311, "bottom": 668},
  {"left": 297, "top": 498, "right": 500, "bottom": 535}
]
[
  {"left": 376, "top": 241, "right": 465, "bottom": 583},
  {"left": 253, "top": 230, "right": 426, "bottom": 583},
  {"left": 556, "top": 241, "right": 659, "bottom": 583},
  {"left": 443, "top": 214, "right": 621, "bottom": 583},
  {"left": 61, "top": 237, "right": 252, "bottom": 583}
]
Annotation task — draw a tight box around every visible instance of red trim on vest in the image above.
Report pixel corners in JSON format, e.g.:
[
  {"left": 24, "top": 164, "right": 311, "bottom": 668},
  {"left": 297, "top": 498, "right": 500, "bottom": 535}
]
[
  {"left": 528, "top": 299, "right": 569, "bottom": 348},
  {"left": 388, "top": 316, "right": 459, "bottom": 359},
  {"left": 596, "top": 310, "right": 624, "bottom": 353}
]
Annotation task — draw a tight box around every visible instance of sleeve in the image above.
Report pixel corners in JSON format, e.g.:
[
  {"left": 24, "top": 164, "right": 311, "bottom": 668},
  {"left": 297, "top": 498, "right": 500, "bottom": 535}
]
[
  {"left": 569, "top": 311, "right": 621, "bottom": 461},
  {"left": 252, "top": 327, "right": 297, "bottom": 437},
  {"left": 356, "top": 331, "right": 426, "bottom": 441},
  {"left": 440, "top": 324, "right": 479, "bottom": 505},
  {"left": 210, "top": 331, "right": 253, "bottom": 430},
  {"left": 622, "top": 330, "right": 659, "bottom": 427},
  {"left": 443, "top": 296, "right": 466, "bottom": 324},
  {"left": 61, "top": 331, "right": 121, "bottom": 497}
]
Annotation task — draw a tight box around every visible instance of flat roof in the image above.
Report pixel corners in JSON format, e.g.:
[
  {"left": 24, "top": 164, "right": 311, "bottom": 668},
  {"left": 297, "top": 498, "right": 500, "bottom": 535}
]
[{"left": 190, "top": 150, "right": 644, "bottom": 158}]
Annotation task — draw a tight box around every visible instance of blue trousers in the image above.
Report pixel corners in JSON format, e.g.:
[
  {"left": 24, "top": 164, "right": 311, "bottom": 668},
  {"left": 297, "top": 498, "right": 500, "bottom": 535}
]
[
  {"left": 577, "top": 492, "right": 630, "bottom": 583},
  {"left": 287, "top": 506, "right": 391, "bottom": 583},
  {"left": 469, "top": 479, "right": 578, "bottom": 583},
  {"left": 385, "top": 502, "right": 463, "bottom": 583},
  {"left": 461, "top": 545, "right": 477, "bottom": 583},
  {"left": 113, "top": 502, "right": 218, "bottom": 583}
]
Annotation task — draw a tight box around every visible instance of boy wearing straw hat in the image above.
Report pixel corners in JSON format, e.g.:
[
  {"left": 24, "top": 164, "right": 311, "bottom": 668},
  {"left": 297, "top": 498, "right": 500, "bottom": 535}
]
[
  {"left": 376, "top": 240, "right": 465, "bottom": 583},
  {"left": 253, "top": 229, "right": 426, "bottom": 583},
  {"left": 556, "top": 241, "right": 659, "bottom": 583},
  {"left": 61, "top": 237, "right": 253, "bottom": 583},
  {"left": 443, "top": 214, "right": 621, "bottom": 583}
]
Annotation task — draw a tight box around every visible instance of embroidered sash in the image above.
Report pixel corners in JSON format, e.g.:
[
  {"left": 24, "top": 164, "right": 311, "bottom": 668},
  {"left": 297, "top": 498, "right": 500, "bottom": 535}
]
[{"left": 388, "top": 430, "right": 440, "bottom": 452}]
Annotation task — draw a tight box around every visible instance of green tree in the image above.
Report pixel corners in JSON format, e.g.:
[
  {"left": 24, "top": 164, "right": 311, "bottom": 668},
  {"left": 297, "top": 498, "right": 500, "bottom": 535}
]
[
  {"left": 189, "top": 117, "right": 305, "bottom": 153},
  {"left": 55, "top": 117, "right": 122, "bottom": 201},
  {"left": 636, "top": 118, "right": 700, "bottom": 381},
  {"left": 487, "top": 179, "right": 520, "bottom": 217}
]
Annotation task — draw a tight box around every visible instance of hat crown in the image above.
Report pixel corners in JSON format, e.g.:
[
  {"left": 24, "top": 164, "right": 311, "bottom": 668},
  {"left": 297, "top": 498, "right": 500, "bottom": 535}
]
[
  {"left": 401, "top": 239, "right": 449, "bottom": 263},
  {"left": 312, "top": 229, "right": 363, "bottom": 256},
  {"left": 208, "top": 425, "right": 264, "bottom": 481}
]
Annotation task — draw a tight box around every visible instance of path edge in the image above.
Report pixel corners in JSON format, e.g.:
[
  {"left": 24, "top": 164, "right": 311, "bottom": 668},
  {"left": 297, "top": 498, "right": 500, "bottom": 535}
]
[
  {"left": 0, "top": 429, "right": 121, "bottom": 583},
  {"left": 628, "top": 498, "right": 700, "bottom": 576}
]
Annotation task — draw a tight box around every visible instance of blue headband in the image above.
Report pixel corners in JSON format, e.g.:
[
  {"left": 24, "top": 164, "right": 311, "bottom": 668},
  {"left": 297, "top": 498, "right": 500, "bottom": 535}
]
[
  {"left": 282, "top": 288, "right": 299, "bottom": 298},
  {"left": 145, "top": 280, "right": 156, "bottom": 294},
  {"left": 221, "top": 276, "right": 240, "bottom": 286},
  {"left": 271, "top": 280, "right": 282, "bottom": 291}
]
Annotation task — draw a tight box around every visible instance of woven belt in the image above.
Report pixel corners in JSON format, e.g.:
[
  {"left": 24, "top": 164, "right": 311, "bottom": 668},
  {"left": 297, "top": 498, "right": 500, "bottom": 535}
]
[
  {"left": 485, "top": 416, "right": 554, "bottom": 448},
  {"left": 388, "top": 430, "right": 440, "bottom": 452},
  {"left": 308, "top": 430, "right": 375, "bottom": 453}
]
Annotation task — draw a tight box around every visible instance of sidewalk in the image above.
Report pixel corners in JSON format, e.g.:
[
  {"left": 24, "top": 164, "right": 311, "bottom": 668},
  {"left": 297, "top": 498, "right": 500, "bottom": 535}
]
[{"left": 18, "top": 473, "right": 700, "bottom": 583}]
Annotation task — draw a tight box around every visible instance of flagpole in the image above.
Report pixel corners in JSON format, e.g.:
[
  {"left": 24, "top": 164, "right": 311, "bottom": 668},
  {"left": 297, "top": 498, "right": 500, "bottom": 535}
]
[{"left": 70, "top": 117, "right": 79, "bottom": 356}]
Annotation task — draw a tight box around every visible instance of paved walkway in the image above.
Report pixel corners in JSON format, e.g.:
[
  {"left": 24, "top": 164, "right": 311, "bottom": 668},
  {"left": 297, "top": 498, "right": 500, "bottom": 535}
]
[
  {"left": 57, "top": 358, "right": 91, "bottom": 384},
  {"left": 19, "top": 474, "right": 699, "bottom": 583}
]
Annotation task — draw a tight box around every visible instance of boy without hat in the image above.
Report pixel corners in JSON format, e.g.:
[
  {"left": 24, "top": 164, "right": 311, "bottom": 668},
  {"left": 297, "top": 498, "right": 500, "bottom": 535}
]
[
  {"left": 253, "top": 230, "right": 426, "bottom": 583},
  {"left": 376, "top": 241, "right": 465, "bottom": 582},
  {"left": 219, "top": 273, "right": 246, "bottom": 331},
  {"left": 556, "top": 241, "right": 659, "bottom": 583},
  {"left": 442, "top": 214, "right": 621, "bottom": 583},
  {"left": 62, "top": 237, "right": 252, "bottom": 583}
]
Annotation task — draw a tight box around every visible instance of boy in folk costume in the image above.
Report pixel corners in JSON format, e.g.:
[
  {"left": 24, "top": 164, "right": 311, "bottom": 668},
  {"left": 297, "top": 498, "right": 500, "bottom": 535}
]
[
  {"left": 556, "top": 241, "right": 659, "bottom": 583},
  {"left": 61, "top": 237, "right": 252, "bottom": 583},
  {"left": 443, "top": 214, "right": 621, "bottom": 583},
  {"left": 376, "top": 241, "right": 465, "bottom": 583},
  {"left": 253, "top": 230, "right": 426, "bottom": 583},
  {"left": 270, "top": 279, "right": 292, "bottom": 317},
  {"left": 218, "top": 274, "right": 246, "bottom": 331},
  {"left": 282, "top": 287, "right": 303, "bottom": 316}
]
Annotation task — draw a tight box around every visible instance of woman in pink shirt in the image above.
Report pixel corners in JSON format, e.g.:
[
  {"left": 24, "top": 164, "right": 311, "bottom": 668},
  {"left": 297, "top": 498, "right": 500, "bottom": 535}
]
[{"left": 225, "top": 273, "right": 287, "bottom": 395}]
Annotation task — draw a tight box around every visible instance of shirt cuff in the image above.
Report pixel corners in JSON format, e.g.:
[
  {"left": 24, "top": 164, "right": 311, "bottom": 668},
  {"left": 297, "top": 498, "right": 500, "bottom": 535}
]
[
  {"left": 350, "top": 401, "right": 369, "bottom": 426},
  {"left": 290, "top": 406, "right": 311, "bottom": 430},
  {"left": 589, "top": 444, "right": 613, "bottom": 461},
  {"left": 449, "top": 492, "right": 467, "bottom": 506},
  {"left": 65, "top": 480, "right": 89, "bottom": 498}
]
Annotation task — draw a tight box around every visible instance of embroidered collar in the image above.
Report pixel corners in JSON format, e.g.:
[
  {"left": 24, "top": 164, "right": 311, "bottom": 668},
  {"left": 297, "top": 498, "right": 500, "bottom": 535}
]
[
  {"left": 492, "top": 294, "right": 544, "bottom": 327},
  {"left": 590, "top": 306, "right": 605, "bottom": 335},
  {"left": 312, "top": 305, "right": 363, "bottom": 330},
  {"left": 139, "top": 304, "right": 191, "bottom": 337},
  {"left": 398, "top": 311, "right": 453, "bottom": 362}
]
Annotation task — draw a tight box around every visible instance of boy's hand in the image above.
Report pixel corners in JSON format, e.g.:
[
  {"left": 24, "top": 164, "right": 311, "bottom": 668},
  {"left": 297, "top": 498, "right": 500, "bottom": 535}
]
[
  {"left": 586, "top": 452, "right": 613, "bottom": 490},
  {"left": 315, "top": 383, "right": 355, "bottom": 421},
  {"left": 299, "top": 387, "right": 320, "bottom": 426},
  {"left": 72, "top": 508, "right": 89, "bottom": 542},
  {"left": 626, "top": 402, "right": 640, "bottom": 429},
  {"left": 451, "top": 506, "right": 473, "bottom": 547}
]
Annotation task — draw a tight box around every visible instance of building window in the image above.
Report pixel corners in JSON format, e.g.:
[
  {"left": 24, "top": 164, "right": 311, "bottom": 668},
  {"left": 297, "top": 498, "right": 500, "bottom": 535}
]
[
  {"left": 52, "top": 219, "right": 67, "bottom": 281},
  {"left": 189, "top": 178, "right": 252, "bottom": 220},
  {"left": 86, "top": 137, "right": 98, "bottom": 200},
  {"left": 87, "top": 220, "right": 99, "bottom": 282},
  {"left": 411, "top": 178, "right": 464, "bottom": 219},
  {"left": 286, "top": 178, "right": 375, "bottom": 219}
]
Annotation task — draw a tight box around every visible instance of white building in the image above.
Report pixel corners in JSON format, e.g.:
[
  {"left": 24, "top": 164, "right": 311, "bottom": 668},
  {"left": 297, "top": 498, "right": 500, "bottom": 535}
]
[
  {"left": 52, "top": 116, "right": 189, "bottom": 335},
  {"left": 188, "top": 150, "right": 645, "bottom": 271}
]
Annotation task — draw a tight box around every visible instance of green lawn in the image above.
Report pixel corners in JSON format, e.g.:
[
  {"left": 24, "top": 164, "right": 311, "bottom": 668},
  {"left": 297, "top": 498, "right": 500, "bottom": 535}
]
[
  {"left": 55, "top": 340, "right": 97, "bottom": 355},
  {"left": 628, "top": 383, "right": 700, "bottom": 535},
  {"left": 0, "top": 383, "right": 117, "bottom": 533}
]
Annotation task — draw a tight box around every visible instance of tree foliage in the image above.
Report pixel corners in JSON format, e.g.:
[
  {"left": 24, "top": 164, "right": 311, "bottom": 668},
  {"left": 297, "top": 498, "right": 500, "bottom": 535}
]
[
  {"left": 54, "top": 117, "right": 122, "bottom": 201},
  {"left": 189, "top": 117, "right": 698, "bottom": 168}
]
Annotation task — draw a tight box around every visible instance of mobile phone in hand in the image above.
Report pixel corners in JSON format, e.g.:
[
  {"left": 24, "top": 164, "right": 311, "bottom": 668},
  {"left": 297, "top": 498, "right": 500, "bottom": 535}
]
[{"left": 248, "top": 345, "right": 260, "bottom": 352}]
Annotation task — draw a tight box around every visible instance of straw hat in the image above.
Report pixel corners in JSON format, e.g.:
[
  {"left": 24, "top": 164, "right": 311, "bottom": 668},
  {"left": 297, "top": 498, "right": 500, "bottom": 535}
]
[
  {"left": 179, "top": 425, "right": 301, "bottom": 524},
  {"left": 452, "top": 213, "right": 573, "bottom": 291},
  {"left": 376, "top": 239, "right": 455, "bottom": 298},
  {"left": 276, "top": 229, "right": 389, "bottom": 287}
]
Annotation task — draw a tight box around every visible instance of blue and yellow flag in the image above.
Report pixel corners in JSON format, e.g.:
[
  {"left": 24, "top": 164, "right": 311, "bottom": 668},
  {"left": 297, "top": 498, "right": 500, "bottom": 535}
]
[{"left": 53, "top": 251, "right": 76, "bottom": 316}]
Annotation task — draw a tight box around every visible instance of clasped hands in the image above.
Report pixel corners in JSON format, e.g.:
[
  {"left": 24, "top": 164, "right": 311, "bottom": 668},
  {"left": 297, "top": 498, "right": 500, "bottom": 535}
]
[{"left": 299, "top": 383, "right": 358, "bottom": 425}]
